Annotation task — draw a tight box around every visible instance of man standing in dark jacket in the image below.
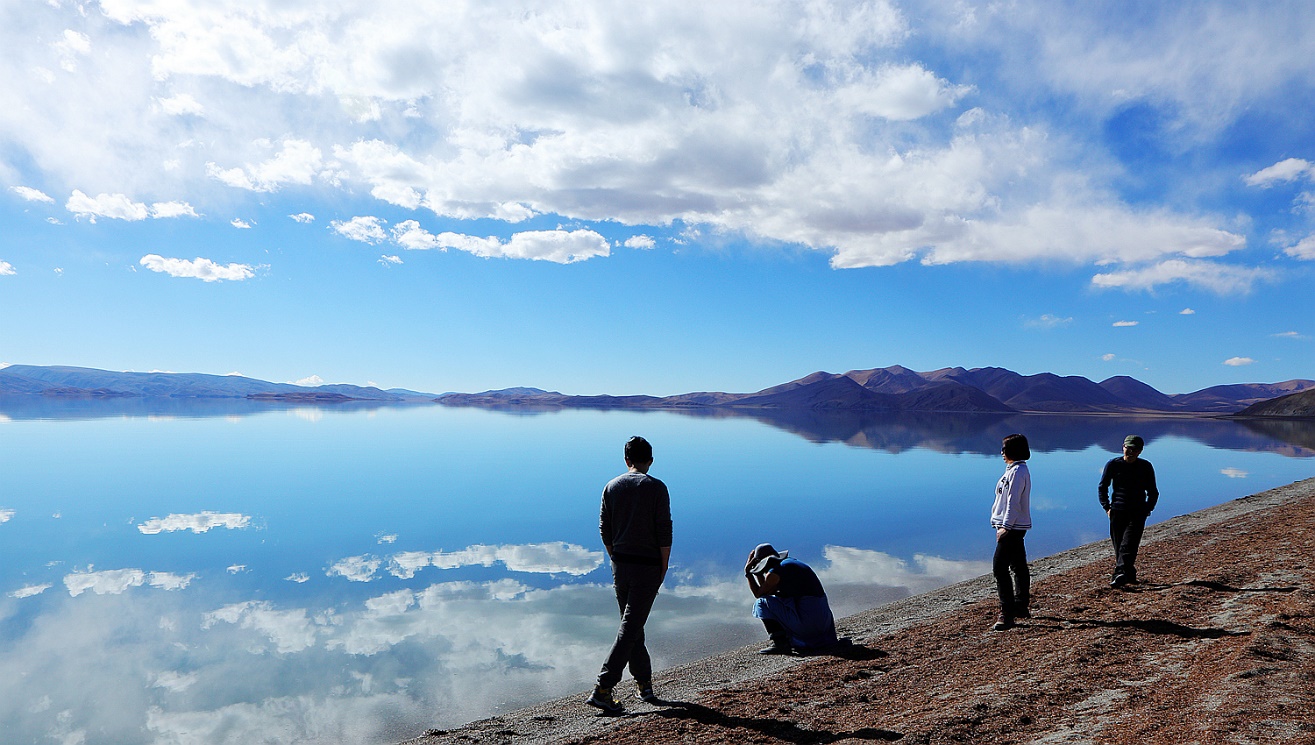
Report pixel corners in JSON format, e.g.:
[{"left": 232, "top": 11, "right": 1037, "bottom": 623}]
[
  {"left": 1099, "top": 434, "right": 1159, "bottom": 587},
  {"left": 586, "top": 436, "right": 672, "bottom": 714}
]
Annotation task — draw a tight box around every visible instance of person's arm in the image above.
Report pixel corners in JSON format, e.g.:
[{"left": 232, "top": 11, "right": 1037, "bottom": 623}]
[
  {"left": 996, "top": 468, "right": 1019, "bottom": 539},
  {"left": 746, "top": 568, "right": 781, "bottom": 598},
  {"left": 1098, "top": 461, "right": 1113, "bottom": 513},
  {"left": 1144, "top": 462, "right": 1159, "bottom": 513},
  {"left": 659, "top": 545, "right": 670, "bottom": 574},
  {"left": 599, "top": 489, "right": 613, "bottom": 558}
]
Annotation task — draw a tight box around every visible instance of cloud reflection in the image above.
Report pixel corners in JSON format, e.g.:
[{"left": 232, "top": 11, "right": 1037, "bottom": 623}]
[
  {"left": 138, "top": 511, "right": 252, "bottom": 534},
  {"left": 332, "top": 542, "right": 606, "bottom": 581},
  {"left": 2, "top": 545, "right": 988, "bottom": 744}
]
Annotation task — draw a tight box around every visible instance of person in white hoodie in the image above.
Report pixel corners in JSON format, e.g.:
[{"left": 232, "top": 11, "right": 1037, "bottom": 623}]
[{"left": 990, "top": 433, "right": 1032, "bottom": 631}]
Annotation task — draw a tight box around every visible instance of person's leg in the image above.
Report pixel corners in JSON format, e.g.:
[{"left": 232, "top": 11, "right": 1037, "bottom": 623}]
[
  {"left": 1109, "top": 510, "right": 1131, "bottom": 582},
  {"left": 753, "top": 597, "right": 795, "bottom": 652},
  {"left": 1121, "top": 514, "right": 1147, "bottom": 581},
  {"left": 1008, "top": 530, "right": 1030, "bottom": 614},
  {"left": 993, "top": 531, "right": 1017, "bottom": 621},
  {"left": 597, "top": 563, "right": 660, "bottom": 689}
]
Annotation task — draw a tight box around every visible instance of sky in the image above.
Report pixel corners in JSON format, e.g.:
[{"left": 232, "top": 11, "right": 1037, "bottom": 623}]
[{"left": 2, "top": 0, "right": 1313, "bottom": 397}]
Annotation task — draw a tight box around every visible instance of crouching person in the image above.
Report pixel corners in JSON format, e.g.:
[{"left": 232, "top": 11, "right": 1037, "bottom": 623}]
[{"left": 745, "top": 543, "right": 837, "bottom": 655}]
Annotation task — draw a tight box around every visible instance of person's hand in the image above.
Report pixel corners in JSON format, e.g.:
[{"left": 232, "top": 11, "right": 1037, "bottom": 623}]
[{"left": 996, "top": 527, "right": 1007, "bottom": 540}]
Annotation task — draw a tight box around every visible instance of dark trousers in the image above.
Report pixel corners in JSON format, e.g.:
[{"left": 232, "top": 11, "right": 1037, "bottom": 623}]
[
  {"left": 993, "top": 529, "right": 1029, "bottom": 617},
  {"left": 1109, "top": 510, "right": 1147, "bottom": 580},
  {"left": 598, "top": 561, "right": 664, "bottom": 689}
]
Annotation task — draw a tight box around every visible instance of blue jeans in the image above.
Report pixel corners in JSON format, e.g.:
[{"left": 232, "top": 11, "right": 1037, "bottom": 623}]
[{"left": 597, "top": 562, "right": 664, "bottom": 689}]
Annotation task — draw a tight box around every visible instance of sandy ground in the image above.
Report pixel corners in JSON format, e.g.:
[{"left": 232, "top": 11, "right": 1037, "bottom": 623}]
[{"left": 406, "top": 478, "right": 1315, "bottom": 745}]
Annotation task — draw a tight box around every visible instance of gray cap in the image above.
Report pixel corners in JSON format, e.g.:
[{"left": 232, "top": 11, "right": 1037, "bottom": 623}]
[{"left": 1123, "top": 435, "right": 1144, "bottom": 449}]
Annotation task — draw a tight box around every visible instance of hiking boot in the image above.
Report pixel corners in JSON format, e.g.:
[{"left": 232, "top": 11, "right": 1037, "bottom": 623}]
[
  {"left": 1110, "top": 574, "right": 1128, "bottom": 588},
  {"left": 757, "top": 642, "right": 794, "bottom": 655},
  {"left": 585, "top": 685, "right": 624, "bottom": 714},
  {"left": 992, "top": 615, "right": 1014, "bottom": 632},
  {"left": 636, "top": 680, "right": 658, "bottom": 704}
]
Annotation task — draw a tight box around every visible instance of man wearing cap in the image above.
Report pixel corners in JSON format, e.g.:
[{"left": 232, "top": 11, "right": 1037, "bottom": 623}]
[
  {"left": 744, "top": 543, "right": 836, "bottom": 655},
  {"left": 1099, "top": 435, "right": 1159, "bottom": 588}
]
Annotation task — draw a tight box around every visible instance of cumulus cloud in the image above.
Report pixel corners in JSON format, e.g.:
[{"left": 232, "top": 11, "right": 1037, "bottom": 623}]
[
  {"left": 330, "top": 216, "right": 388, "bottom": 244},
  {"left": 137, "top": 511, "right": 251, "bottom": 534},
  {"left": 1220, "top": 467, "right": 1248, "bottom": 478},
  {"left": 231, "top": 218, "right": 252, "bottom": 229},
  {"left": 1091, "top": 259, "right": 1273, "bottom": 294},
  {"left": 206, "top": 139, "right": 322, "bottom": 192},
  {"left": 1112, "top": 320, "right": 1139, "bottom": 327},
  {"left": 0, "top": 509, "right": 12, "bottom": 523},
  {"left": 389, "top": 221, "right": 609, "bottom": 264},
  {"left": 1286, "top": 234, "right": 1315, "bottom": 260},
  {"left": 9, "top": 583, "right": 51, "bottom": 598},
  {"left": 289, "top": 212, "right": 315, "bottom": 223},
  {"left": 1180, "top": 308, "right": 1196, "bottom": 315},
  {"left": 378, "top": 254, "right": 401, "bottom": 266},
  {"left": 1101, "top": 353, "right": 1116, "bottom": 361},
  {"left": 11, "top": 186, "right": 54, "bottom": 203},
  {"left": 67, "top": 190, "right": 149, "bottom": 221},
  {"left": 139, "top": 254, "right": 255, "bottom": 282},
  {"left": 381, "top": 542, "right": 605, "bottom": 580},
  {"left": 1223, "top": 356, "right": 1255, "bottom": 366},
  {"left": 150, "top": 201, "right": 197, "bottom": 218},
  {"left": 328, "top": 555, "right": 382, "bottom": 582},
  {"left": 158, "top": 93, "right": 204, "bottom": 116},
  {"left": 0, "top": 262, "right": 14, "bottom": 276},
  {"left": 294, "top": 375, "right": 324, "bottom": 386},
  {"left": 63, "top": 568, "right": 196, "bottom": 596},
  {"left": 202, "top": 601, "right": 318, "bottom": 654},
  {"left": 624, "top": 235, "right": 656, "bottom": 249},
  {"left": 1244, "top": 158, "right": 1314, "bottom": 187}
]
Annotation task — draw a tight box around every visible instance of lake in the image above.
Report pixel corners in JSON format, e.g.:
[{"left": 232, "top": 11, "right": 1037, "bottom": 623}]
[{"left": 1, "top": 400, "right": 1312, "bottom": 744}]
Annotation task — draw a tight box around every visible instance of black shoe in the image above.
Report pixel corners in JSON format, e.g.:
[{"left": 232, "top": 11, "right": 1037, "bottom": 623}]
[
  {"left": 1111, "top": 574, "right": 1128, "bottom": 588},
  {"left": 993, "top": 616, "right": 1014, "bottom": 632},
  {"left": 757, "top": 642, "right": 794, "bottom": 655},
  {"left": 585, "top": 686, "right": 624, "bottom": 714},
  {"left": 635, "top": 680, "right": 658, "bottom": 704},
  {"left": 1014, "top": 606, "right": 1031, "bottom": 619}
]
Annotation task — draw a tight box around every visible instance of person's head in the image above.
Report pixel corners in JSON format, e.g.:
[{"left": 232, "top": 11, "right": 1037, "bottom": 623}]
[
  {"left": 624, "top": 435, "right": 653, "bottom": 470},
  {"left": 748, "top": 543, "right": 787, "bottom": 574},
  {"left": 1001, "top": 433, "right": 1030, "bottom": 462},
  {"left": 1122, "top": 434, "right": 1144, "bottom": 460}
]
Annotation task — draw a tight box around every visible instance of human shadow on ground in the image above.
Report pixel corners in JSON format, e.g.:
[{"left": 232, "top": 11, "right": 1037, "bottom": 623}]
[
  {"left": 639, "top": 701, "right": 903, "bottom": 742},
  {"left": 1177, "top": 579, "right": 1298, "bottom": 594},
  {"left": 1035, "top": 615, "right": 1248, "bottom": 639},
  {"left": 798, "top": 640, "right": 888, "bottom": 661}
]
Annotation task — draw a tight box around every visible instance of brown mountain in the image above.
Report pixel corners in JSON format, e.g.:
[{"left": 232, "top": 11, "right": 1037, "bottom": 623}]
[{"left": 1236, "top": 388, "right": 1315, "bottom": 418}]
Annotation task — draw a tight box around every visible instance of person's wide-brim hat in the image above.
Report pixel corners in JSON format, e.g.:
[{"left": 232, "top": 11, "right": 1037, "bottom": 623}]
[{"left": 749, "top": 544, "right": 788, "bottom": 574}]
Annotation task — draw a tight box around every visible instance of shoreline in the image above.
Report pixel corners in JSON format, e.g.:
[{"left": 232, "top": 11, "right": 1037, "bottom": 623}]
[{"left": 406, "top": 476, "right": 1315, "bottom": 744}]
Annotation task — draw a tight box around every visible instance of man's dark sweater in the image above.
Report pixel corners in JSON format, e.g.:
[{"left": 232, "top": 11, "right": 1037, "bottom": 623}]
[
  {"left": 1099, "top": 457, "right": 1159, "bottom": 514},
  {"left": 600, "top": 472, "right": 672, "bottom": 564}
]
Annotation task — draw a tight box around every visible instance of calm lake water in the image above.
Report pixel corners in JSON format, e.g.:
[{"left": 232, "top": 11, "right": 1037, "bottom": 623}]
[{"left": 1, "top": 400, "right": 1312, "bottom": 744}]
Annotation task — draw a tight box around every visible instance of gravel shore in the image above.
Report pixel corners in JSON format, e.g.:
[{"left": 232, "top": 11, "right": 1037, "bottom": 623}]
[{"left": 406, "top": 477, "right": 1315, "bottom": 745}]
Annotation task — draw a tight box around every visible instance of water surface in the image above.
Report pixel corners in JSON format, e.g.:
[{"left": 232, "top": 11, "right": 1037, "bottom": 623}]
[{"left": 1, "top": 401, "right": 1311, "bottom": 743}]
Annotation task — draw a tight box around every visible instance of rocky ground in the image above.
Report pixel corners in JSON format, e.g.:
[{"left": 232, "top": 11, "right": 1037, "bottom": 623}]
[{"left": 408, "top": 478, "right": 1315, "bottom": 745}]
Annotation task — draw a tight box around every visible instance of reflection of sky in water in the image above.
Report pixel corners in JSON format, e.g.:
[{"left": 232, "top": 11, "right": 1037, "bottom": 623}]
[{"left": 0, "top": 406, "right": 1311, "bottom": 743}]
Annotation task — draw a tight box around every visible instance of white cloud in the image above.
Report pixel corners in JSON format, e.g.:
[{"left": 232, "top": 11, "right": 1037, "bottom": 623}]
[
  {"left": 289, "top": 212, "right": 315, "bottom": 223},
  {"left": 840, "top": 63, "right": 973, "bottom": 121},
  {"left": 206, "top": 139, "right": 322, "bottom": 192},
  {"left": 1220, "top": 467, "right": 1248, "bottom": 479},
  {"left": 137, "top": 511, "right": 251, "bottom": 535},
  {"left": 285, "top": 572, "right": 310, "bottom": 583},
  {"left": 330, "top": 216, "right": 388, "bottom": 244},
  {"left": 1223, "top": 356, "right": 1255, "bottom": 367},
  {"left": 149, "top": 201, "right": 197, "bottom": 218},
  {"left": 66, "top": 190, "right": 148, "bottom": 221},
  {"left": 378, "top": 254, "right": 401, "bottom": 266},
  {"left": 203, "top": 601, "right": 318, "bottom": 654},
  {"left": 231, "top": 218, "right": 252, "bottom": 229},
  {"left": 1244, "top": 158, "right": 1314, "bottom": 187},
  {"left": 9, "top": 584, "right": 51, "bottom": 599},
  {"left": 624, "top": 235, "right": 656, "bottom": 250},
  {"left": 0, "top": 262, "right": 14, "bottom": 276},
  {"left": 382, "top": 542, "right": 604, "bottom": 580},
  {"left": 140, "top": 254, "right": 255, "bottom": 282},
  {"left": 64, "top": 568, "right": 195, "bottom": 596},
  {"left": 1180, "top": 308, "right": 1196, "bottom": 315},
  {"left": 377, "top": 534, "right": 398, "bottom": 545},
  {"left": 1272, "top": 331, "right": 1308, "bottom": 340},
  {"left": 294, "top": 375, "right": 324, "bottom": 386},
  {"left": 1101, "top": 353, "right": 1116, "bottom": 361},
  {"left": 1024, "top": 314, "right": 1071, "bottom": 329},
  {"left": 1091, "top": 259, "right": 1273, "bottom": 294},
  {"left": 227, "top": 565, "right": 247, "bottom": 574},
  {"left": 0, "top": 509, "right": 12, "bottom": 523},
  {"left": 11, "top": 186, "right": 54, "bottom": 203},
  {"left": 53, "top": 28, "right": 91, "bottom": 71},
  {"left": 1286, "top": 234, "right": 1315, "bottom": 260},
  {"left": 328, "top": 555, "right": 382, "bottom": 582},
  {"left": 389, "top": 221, "right": 609, "bottom": 264},
  {"left": 1112, "top": 320, "right": 1139, "bottom": 327},
  {"left": 158, "top": 93, "right": 204, "bottom": 116}
]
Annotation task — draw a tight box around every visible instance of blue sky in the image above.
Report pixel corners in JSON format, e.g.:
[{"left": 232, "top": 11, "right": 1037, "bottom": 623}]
[{"left": 2, "top": 1, "right": 1313, "bottom": 396}]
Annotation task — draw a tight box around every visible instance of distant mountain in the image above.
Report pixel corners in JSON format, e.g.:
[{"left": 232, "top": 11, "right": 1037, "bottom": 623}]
[
  {"left": 0, "top": 365, "right": 435, "bottom": 402},
  {"left": 434, "top": 364, "right": 1315, "bottom": 415},
  {"left": 1235, "top": 388, "right": 1315, "bottom": 418}
]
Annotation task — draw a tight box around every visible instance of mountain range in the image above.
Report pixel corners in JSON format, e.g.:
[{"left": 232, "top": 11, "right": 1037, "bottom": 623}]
[
  {"left": 2, "top": 363, "right": 1312, "bottom": 416},
  {"left": 434, "top": 364, "right": 1315, "bottom": 415}
]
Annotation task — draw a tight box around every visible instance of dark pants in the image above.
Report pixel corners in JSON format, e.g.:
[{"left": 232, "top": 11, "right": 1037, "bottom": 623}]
[
  {"left": 993, "top": 529, "right": 1029, "bottom": 617},
  {"left": 1109, "top": 510, "right": 1147, "bottom": 580},
  {"left": 597, "top": 562, "right": 664, "bottom": 689}
]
